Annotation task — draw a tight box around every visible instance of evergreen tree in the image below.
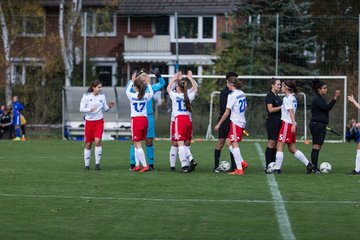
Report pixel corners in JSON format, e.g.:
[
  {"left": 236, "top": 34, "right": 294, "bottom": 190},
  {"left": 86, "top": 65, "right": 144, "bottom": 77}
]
[{"left": 215, "top": 0, "right": 316, "bottom": 84}]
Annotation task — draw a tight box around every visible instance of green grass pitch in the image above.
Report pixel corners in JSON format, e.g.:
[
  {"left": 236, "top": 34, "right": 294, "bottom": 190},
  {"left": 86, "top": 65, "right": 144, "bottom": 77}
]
[{"left": 0, "top": 140, "right": 359, "bottom": 239}]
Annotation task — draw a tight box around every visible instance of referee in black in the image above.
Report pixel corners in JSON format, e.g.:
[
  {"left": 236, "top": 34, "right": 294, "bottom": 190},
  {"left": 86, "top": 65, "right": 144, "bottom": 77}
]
[
  {"left": 264, "top": 78, "right": 282, "bottom": 170},
  {"left": 309, "top": 79, "right": 340, "bottom": 173},
  {"left": 213, "top": 72, "right": 238, "bottom": 172}
]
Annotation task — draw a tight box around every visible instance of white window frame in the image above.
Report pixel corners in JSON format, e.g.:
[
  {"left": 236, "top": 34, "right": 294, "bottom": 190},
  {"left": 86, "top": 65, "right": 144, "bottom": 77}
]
[
  {"left": 90, "top": 57, "right": 117, "bottom": 86},
  {"left": 20, "top": 16, "right": 46, "bottom": 37},
  {"left": 170, "top": 16, "right": 216, "bottom": 43},
  {"left": 81, "top": 12, "right": 117, "bottom": 37},
  {"left": 10, "top": 58, "right": 45, "bottom": 85}
]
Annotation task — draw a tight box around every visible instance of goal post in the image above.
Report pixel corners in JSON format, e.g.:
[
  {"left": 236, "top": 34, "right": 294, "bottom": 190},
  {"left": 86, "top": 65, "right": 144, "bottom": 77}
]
[{"left": 205, "top": 75, "right": 347, "bottom": 143}]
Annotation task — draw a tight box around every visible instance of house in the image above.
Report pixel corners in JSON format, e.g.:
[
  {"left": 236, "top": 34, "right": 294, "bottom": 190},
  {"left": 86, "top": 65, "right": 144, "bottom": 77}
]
[{"left": 0, "top": 0, "right": 237, "bottom": 87}]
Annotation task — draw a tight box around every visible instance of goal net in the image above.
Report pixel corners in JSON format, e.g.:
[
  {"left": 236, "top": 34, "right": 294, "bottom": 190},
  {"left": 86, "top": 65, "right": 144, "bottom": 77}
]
[{"left": 205, "top": 76, "right": 347, "bottom": 142}]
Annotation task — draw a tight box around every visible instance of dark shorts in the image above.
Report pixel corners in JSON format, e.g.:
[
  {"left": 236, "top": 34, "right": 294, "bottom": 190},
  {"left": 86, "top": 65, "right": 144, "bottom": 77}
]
[
  {"left": 266, "top": 117, "right": 282, "bottom": 140},
  {"left": 309, "top": 122, "right": 326, "bottom": 145},
  {"left": 218, "top": 117, "right": 231, "bottom": 139}
]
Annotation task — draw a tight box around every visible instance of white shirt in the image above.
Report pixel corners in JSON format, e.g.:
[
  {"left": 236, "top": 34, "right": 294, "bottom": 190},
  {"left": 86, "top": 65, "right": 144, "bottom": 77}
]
[
  {"left": 226, "top": 89, "right": 246, "bottom": 128},
  {"left": 126, "top": 81, "right": 153, "bottom": 117},
  {"left": 169, "top": 90, "right": 196, "bottom": 118},
  {"left": 79, "top": 92, "right": 110, "bottom": 121},
  {"left": 281, "top": 93, "right": 297, "bottom": 124}
]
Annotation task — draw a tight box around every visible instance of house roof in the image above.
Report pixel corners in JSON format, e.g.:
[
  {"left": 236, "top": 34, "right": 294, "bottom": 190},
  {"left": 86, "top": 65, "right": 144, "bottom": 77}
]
[
  {"left": 38, "top": 0, "right": 237, "bottom": 15},
  {"left": 118, "top": 0, "right": 237, "bottom": 15}
]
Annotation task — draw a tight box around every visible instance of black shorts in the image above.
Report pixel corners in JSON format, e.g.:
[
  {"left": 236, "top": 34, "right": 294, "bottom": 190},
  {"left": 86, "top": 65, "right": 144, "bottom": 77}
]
[
  {"left": 218, "top": 117, "right": 231, "bottom": 139},
  {"left": 266, "top": 117, "right": 282, "bottom": 140},
  {"left": 309, "top": 122, "right": 326, "bottom": 145}
]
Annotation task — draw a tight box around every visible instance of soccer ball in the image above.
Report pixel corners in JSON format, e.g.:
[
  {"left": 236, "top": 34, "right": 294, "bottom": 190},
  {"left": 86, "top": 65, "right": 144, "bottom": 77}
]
[
  {"left": 266, "top": 162, "right": 276, "bottom": 173},
  {"left": 219, "top": 160, "right": 231, "bottom": 172},
  {"left": 319, "top": 162, "right": 332, "bottom": 173}
]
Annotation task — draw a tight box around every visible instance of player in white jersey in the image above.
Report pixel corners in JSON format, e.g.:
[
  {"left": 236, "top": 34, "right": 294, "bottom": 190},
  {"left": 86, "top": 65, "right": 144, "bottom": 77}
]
[
  {"left": 167, "top": 71, "right": 198, "bottom": 173},
  {"left": 214, "top": 76, "right": 248, "bottom": 175},
  {"left": 80, "top": 80, "right": 115, "bottom": 171},
  {"left": 269, "top": 80, "right": 313, "bottom": 174},
  {"left": 169, "top": 70, "right": 198, "bottom": 172},
  {"left": 347, "top": 94, "right": 360, "bottom": 174},
  {"left": 126, "top": 73, "right": 154, "bottom": 172}
]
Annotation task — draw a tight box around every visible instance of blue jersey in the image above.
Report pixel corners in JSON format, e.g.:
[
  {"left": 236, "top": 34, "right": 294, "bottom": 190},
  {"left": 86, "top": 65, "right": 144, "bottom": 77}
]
[
  {"left": 126, "top": 76, "right": 166, "bottom": 115},
  {"left": 12, "top": 101, "right": 24, "bottom": 117}
]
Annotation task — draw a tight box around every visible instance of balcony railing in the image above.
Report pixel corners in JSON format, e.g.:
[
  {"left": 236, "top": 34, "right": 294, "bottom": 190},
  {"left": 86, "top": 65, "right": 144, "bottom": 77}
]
[{"left": 124, "top": 34, "right": 171, "bottom": 52}]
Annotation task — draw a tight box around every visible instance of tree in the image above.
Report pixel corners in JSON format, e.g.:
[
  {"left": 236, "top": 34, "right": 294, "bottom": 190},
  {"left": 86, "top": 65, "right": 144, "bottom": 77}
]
[
  {"left": 59, "top": 0, "right": 82, "bottom": 87},
  {"left": 214, "top": 0, "right": 316, "bottom": 83}
]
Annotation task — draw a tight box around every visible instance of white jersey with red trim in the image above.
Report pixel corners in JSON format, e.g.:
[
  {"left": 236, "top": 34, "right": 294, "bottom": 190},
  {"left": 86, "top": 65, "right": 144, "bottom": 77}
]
[
  {"left": 281, "top": 93, "right": 297, "bottom": 124},
  {"left": 79, "top": 92, "right": 109, "bottom": 121},
  {"left": 169, "top": 91, "right": 196, "bottom": 118},
  {"left": 226, "top": 89, "right": 246, "bottom": 128},
  {"left": 126, "top": 81, "right": 154, "bottom": 117}
]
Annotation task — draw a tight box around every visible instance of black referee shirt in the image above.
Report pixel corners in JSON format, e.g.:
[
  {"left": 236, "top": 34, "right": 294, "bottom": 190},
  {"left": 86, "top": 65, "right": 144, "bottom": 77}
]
[
  {"left": 219, "top": 86, "right": 231, "bottom": 116},
  {"left": 265, "top": 91, "right": 282, "bottom": 118},
  {"left": 310, "top": 93, "right": 336, "bottom": 124}
]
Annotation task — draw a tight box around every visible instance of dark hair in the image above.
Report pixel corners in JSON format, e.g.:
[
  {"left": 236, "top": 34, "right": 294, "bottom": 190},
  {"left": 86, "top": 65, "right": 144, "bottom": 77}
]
[
  {"left": 269, "top": 77, "right": 281, "bottom": 91},
  {"left": 227, "top": 76, "right": 243, "bottom": 89},
  {"left": 87, "top": 80, "right": 102, "bottom": 93},
  {"left": 311, "top": 78, "right": 326, "bottom": 93},
  {"left": 134, "top": 78, "right": 146, "bottom": 99},
  {"left": 178, "top": 80, "right": 191, "bottom": 112},
  {"left": 226, "top": 71, "right": 238, "bottom": 80},
  {"left": 283, "top": 79, "right": 299, "bottom": 94},
  {"left": 131, "top": 66, "right": 141, "bottom": 76}
]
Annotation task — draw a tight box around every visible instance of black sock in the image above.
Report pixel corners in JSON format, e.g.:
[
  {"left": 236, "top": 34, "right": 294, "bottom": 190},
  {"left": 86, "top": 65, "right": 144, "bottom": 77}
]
[
  {"left": 265, "top": 147, "right": 272, "bottom": 167},
  {"left": 214, "top": 149, "right": 221, "bottom": 168},
  {"left": 230, "top": 152, "right": 236, "bottom": 169},
  {"left": 311, "top": 149, "right": 320, "bottom": 169},
  {"left": 271, "top": 148, "right": 277, "bottom": 162}
]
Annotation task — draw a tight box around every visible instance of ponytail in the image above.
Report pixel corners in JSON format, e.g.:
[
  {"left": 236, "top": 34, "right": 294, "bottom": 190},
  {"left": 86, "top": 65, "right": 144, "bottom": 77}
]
[
  {"left": 179, "top": 80, "right": 191, "bottom": 112},
  {"left": 134, "top": 78, "right": 146, "bottom": 99},
  {"left": 283, "top": 79, "right": 299, "bottom": 94},
  {"left": 87, "top": 80, "right": 102, "bottom": 93}
]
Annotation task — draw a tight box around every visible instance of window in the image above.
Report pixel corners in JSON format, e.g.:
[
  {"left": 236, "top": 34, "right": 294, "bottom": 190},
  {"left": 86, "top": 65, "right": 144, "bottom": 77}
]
[
  {"left": 178, "top": 17, "right": 198, "bottom": 38},
  {"left": 95, "top": 66, "right": 113, "bottom": 86},
  {"left": 170, "top": 16, "right": 216, "bottom": 42},
  {"left": 11, "top": 61, "right": 44, "bottom": 85},
  {"left": 82, "top": 11, "right": 116, "bottom": 37},
  {"left": 17, "top": 16, "right": 45, "bottom": 37},
  {"left": 153, "top": 16, "right": 169, "bottom": 35},
  {"left": 91, "top": 58, "right": 117, "bottom": 86},
  {"left": 202, "top": 17, "right": 213, "bottom": 39}
]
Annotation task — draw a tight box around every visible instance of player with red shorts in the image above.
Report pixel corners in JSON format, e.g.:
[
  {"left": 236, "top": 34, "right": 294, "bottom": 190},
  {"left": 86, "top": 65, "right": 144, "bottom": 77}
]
[
  {"left": 167, "top": 71, "right": 198, "bottom": 173},
  {"left": 269, "top": 80, "right": 313, "bottom": 174},
  {"left": 214, "top": 76, "right": 247, "bottom": 175},
  {"left": 80, "top": 80, "right": 115, "bottom": 171},
  {"left": 126, "top": 72, "right": 154, "bottom": 172}
]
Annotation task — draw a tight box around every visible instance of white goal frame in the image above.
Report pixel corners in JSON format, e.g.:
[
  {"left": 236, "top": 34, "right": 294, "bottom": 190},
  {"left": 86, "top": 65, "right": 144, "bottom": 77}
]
[{"left": 204, "top": 75, "right": 347, "bottom": 142}]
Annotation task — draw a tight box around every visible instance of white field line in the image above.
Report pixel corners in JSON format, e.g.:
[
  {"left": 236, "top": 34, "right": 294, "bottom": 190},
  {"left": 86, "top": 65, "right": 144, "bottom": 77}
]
[
  {"left": 255, "top": 143, "right": 296, "bottom": 240},
  {"left": 0, "top": 193, "right": 359, "bottom": 205}
]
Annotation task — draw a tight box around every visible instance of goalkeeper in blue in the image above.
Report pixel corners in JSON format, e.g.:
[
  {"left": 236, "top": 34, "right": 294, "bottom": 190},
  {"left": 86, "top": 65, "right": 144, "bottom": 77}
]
[{"left": 128, "top": 68, "right": 165, "bottom": 171}]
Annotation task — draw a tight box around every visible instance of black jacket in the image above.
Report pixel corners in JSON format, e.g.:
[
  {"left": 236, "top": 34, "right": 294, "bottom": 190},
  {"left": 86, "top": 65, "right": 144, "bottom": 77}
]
[{"left": 310, "top": 93, "right": 336, "bottom": 124}]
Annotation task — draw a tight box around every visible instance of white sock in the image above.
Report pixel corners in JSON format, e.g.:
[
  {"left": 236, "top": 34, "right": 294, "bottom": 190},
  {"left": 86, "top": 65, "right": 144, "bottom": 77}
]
[
  {"left": 84, "top": 149, "right": 91, "bottom": 167},
  {"left": 294, "top": 150, "right": 309, "bottom": 166},
  {"left": 134, "top": 147, "right": 140, "bottom": 167},
  {"left": 95, "top": 146, "right": 102, "bottom": 165},
  {"left": 178, "top": 146, "right": 188, "bottom": 167},
  {"left": 355, "top": 150, "right": 360, "bottom": 172},
  {"left": 275, "top": 152, "right": 284, "bottom": 170},
  {"left": 228, "top": 146, "right": 234, "bottom": 154},
  {"left": 169, "top": 146, "right": 178, "bottom": 167},
  {"left": 185, "top": 146, "right": 193, "bottom": 161},
  {"left": 136, "top": 147, "right": 147, "bottom": 167},
  {"left": 232, "top": 147, "right": 243, "bottom": 170}
]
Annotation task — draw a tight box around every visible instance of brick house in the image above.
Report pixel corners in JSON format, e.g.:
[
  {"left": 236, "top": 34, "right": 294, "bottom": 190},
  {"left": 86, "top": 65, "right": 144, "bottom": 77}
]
[{"left": 0, "top": 0, "right": 236, "bottom": 87}]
